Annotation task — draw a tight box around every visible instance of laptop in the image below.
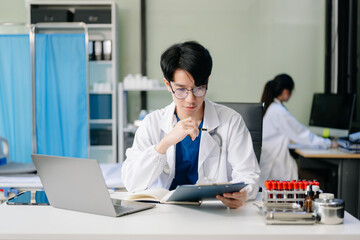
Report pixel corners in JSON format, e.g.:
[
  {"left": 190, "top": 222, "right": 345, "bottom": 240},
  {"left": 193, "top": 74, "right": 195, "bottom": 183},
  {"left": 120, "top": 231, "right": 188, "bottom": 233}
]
[{"left": 31, "top": 154, "right": 155, "bottom": 217}]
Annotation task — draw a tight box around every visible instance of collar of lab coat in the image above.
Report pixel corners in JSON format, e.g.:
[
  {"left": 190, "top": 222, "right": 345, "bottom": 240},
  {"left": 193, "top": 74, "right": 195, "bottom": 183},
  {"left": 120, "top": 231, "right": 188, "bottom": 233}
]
[
  {"left": 273, "top": 98, "right": 282, "bottom": 104},
  {"left": 273, "top": 98, "right": 289, "bottom": 111},
  {"left": 203, "top": 98, "right": 220, "bottom": 131}
]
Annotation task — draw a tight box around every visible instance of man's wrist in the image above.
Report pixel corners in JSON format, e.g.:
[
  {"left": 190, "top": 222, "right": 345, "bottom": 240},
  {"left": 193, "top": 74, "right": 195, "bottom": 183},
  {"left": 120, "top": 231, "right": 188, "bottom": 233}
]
[{"left": 155, "top": 138, "right": 170, "bottom": 154}]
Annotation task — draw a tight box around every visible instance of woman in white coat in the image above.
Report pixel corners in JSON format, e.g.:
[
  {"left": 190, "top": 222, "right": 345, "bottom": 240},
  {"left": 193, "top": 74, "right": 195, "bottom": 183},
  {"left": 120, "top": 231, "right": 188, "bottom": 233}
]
[
  {"left": 259, "top": 74, "right": 337, "bottom": 184},
  {"left": 122, "top": 41, "right": 260, "bottom": 209}
]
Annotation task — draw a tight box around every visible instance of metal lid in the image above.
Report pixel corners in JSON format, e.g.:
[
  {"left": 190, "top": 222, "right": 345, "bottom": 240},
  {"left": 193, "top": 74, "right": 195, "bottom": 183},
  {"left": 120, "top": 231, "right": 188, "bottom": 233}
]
[
  {"left": 319, "top": 193, "right": 334, "bottom": 200},
  {"left": 314, "top": 197, "right": 344, "bottom": 208}
]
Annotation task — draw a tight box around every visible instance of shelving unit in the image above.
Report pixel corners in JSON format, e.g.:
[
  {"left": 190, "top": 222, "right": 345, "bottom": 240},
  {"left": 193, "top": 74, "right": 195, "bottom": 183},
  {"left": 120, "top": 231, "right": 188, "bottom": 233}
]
[
  {"left": 29, "top": 1, "right": 118, "bottom": 163},
  {"left": 118, "top": 82, "right": 167, "bottom": 162}
]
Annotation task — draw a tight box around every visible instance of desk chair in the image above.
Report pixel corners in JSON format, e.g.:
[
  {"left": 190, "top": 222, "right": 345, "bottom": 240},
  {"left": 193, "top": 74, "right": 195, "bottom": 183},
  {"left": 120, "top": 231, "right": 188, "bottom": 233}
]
[{"left": 218, "top": 102, "right": 264, "bottom": 163}]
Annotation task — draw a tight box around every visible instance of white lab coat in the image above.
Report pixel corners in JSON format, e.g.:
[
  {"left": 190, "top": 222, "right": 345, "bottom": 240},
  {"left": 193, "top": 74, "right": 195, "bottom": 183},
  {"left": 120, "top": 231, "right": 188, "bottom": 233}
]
[
  {"left": 122, "top": 99, "right": 261, "bottom": 200},
  {"left": 260, "top": 99, "right": 331, "bottom": 184}
]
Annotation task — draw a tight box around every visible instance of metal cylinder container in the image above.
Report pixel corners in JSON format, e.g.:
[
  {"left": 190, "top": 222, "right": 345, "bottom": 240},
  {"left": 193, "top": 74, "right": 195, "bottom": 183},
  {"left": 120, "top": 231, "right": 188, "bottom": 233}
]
[{"left": 314, "top": 193, "right": 345, "bottom": 224}]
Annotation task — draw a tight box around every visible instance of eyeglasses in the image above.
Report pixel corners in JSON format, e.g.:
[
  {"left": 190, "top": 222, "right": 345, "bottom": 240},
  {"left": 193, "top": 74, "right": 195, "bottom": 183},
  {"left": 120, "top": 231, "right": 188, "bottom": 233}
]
[{"left": 168, "top": 81, "right": 207, "bottom": 99}]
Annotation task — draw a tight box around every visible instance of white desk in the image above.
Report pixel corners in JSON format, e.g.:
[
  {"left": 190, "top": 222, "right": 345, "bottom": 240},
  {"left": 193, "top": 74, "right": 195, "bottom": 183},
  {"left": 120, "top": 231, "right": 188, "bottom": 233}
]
[
  {"left": 0, "top": 194, "right": 360, "bottom": 240},
  {"left": 295, "top": 148, "right": 360, "bottom": 219},
  {"left": 295, "top": 148, "right": 360, "bottom": 159}
]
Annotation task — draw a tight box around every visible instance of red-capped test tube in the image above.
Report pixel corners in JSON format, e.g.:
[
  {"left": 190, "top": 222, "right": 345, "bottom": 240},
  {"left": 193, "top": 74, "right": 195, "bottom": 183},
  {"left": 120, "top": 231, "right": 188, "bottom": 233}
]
[
  {"left": 264, "top": 181, "right": 272, "bottom": 201},
  {"left": 270, "top": 181, "right": 276, "bottom": 201},
  {"left": 303, "top": 180, "right": 309, "bottom": 190},
  {"left": 298, "top": 181, "right": 305, "bottom": 206},
  {"left": 282, "top": 182, "right": 289, "bottom": 200},
  {"left": 293, "top": 181, "right": 299, "bottom": 201},
  {"left": 288, "top": 181, "right": 294, "bottom": 199},
  {"left": 264, "top": 181, "right": 269, "bottom": 190},
  {"left": 277, "top": 181, "right": 283, "bottom": 202}
]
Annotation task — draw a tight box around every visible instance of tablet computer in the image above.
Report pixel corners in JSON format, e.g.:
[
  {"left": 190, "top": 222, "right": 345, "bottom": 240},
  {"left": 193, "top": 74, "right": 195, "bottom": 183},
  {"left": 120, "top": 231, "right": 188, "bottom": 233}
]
[{"left": 7, "top": 191, "right": 49, "bottom": 205}]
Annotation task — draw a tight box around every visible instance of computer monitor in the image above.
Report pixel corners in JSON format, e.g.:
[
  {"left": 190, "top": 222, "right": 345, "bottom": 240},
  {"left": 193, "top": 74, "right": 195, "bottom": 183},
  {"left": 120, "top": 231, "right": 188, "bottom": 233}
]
[{"left": 308, "top": 93, "right": 356, "bottom": 137}]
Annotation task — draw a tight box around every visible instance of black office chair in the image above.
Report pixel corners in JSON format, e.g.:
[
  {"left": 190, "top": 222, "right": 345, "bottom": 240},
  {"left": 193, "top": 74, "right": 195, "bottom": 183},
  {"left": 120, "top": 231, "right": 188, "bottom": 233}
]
[{"left": 218, "top": 102, "right": 264, "bottom": 163}]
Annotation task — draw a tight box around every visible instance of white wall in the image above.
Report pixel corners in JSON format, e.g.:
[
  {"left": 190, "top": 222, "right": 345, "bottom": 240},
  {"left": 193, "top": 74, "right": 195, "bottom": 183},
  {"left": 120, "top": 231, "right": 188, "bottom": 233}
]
[{"left": 146, "top": 0, "right": 326, "bottom": 125}]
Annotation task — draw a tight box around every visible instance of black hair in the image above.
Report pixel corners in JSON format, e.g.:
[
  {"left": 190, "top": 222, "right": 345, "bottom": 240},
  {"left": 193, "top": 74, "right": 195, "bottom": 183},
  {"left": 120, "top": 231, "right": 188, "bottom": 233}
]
[
  {"left": 261, "top": 73, "right": 295, "bottom": 114},
  {"left": 160, "top": 41, "right": 213, "bottom": 86}
]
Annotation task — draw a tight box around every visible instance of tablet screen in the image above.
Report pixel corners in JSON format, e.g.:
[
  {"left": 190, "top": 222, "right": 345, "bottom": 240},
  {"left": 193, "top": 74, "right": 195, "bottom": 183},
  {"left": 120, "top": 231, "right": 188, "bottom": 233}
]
[{"left": 7, "top": 191, "right": 49, "bottom": 205}]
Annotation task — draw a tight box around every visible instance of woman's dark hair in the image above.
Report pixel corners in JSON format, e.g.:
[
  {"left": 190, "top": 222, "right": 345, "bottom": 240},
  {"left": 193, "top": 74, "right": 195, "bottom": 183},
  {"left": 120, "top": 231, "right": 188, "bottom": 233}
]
[
  {"left": 160, "top": 41, "right": 212, "bottom": 86},
  {"left": 261, "top": 73, "right": 295, "bottom": 114}
]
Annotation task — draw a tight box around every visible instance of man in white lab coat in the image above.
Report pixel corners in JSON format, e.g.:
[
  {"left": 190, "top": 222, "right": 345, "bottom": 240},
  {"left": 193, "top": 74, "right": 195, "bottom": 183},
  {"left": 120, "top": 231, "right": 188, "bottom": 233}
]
[{"left": 122, "top": 41, "right": 260, "bottom": 209}]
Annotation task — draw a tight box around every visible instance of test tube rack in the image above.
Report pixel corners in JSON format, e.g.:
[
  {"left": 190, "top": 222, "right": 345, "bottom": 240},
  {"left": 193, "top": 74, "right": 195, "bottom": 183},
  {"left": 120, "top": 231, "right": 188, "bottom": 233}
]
[{"left": 263, "top": 189, "right": 307, "bottom": 204}]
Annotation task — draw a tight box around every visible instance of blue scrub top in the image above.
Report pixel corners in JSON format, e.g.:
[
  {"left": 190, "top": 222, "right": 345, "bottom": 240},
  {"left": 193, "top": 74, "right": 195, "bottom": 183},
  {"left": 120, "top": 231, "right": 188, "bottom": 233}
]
[{"left": 170, "top": 113, "right": 203, "bottom": 190}]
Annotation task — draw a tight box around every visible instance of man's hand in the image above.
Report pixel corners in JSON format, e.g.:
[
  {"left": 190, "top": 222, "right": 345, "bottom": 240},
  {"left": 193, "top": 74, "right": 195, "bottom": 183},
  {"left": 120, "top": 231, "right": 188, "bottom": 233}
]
[
  {"left": 216, "top": 188, "right": 247, "bottom": 209},
  {"left": 331, "top": 140, "right": 338, "bottom": 148},
  {"left": 155, "top": 117, "right": 199, "bottom": 154}
]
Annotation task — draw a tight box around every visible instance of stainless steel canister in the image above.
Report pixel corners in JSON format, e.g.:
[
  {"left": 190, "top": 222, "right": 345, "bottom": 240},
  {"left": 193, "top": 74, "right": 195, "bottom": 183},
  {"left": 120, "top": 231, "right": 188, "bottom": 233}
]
[{"left": 313, "top": 193, "right": 344, "bottom": 224}]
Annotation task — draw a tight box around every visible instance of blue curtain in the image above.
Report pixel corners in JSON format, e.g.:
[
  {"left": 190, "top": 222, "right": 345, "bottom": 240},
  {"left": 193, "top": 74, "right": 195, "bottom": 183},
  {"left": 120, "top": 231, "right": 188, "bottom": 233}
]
[
  {"left": 35, "top": 33, "right": 88, "bottom": 158},
  {"left": 0, "top": 33, "right": 88, "bottom": 163},
  {"left": 0, "top": 35, "right": 32, "bottom": 163}
]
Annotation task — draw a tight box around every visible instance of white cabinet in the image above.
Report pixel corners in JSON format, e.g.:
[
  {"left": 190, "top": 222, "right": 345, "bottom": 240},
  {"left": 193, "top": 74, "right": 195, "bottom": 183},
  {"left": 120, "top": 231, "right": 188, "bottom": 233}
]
[
  {"left": 118, "top": 82, "right": 167, "bottom": 162},
  {"left": 29, "top": 1, "right": 118, "bottom": 163}
]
